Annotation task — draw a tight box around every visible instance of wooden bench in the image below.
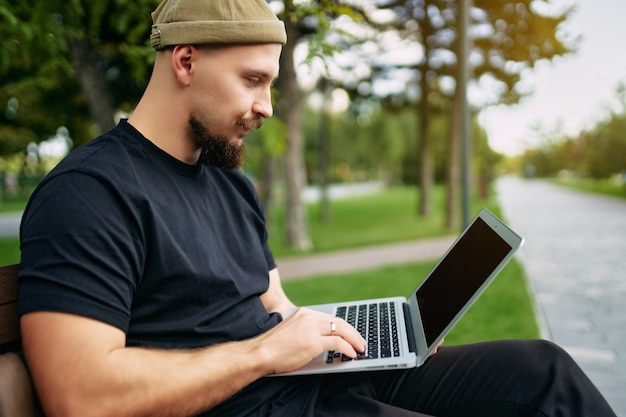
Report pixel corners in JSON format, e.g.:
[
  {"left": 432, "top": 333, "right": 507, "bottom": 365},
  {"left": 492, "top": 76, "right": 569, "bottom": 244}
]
[{"left": 0, "top": 264, "right": 43, "bottom": 417}]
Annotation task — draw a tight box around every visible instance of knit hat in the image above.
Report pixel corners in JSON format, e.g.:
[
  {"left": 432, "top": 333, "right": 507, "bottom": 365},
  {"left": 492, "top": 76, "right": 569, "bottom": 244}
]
[{"left": 150, "top": 0, "right": 287, "bottom": 50}]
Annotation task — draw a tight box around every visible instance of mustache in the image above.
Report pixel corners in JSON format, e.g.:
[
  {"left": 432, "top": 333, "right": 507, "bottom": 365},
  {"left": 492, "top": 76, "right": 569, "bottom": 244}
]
[{"left": 237, "top": 116, "right": 264, "bottom": 130}]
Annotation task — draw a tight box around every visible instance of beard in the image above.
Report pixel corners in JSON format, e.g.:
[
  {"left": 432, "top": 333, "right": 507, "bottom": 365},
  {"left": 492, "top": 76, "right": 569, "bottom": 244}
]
[{"left": 188, "top": 113, "right": 262, "bottom": 170}]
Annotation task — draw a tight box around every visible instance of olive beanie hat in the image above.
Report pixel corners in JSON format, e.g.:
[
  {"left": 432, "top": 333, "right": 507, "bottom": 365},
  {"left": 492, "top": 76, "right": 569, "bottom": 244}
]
[{"left": 150, "top": 0, "right": 287, "bottom": 50}]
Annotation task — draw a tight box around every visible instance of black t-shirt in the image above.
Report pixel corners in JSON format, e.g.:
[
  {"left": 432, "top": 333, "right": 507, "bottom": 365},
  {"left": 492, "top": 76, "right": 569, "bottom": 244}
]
[
  {"left": 17, "top": 120, "right": 310, "bottom": 416},
  {"left": 18, "top": 119, "right": 281, "bottom": 349}
]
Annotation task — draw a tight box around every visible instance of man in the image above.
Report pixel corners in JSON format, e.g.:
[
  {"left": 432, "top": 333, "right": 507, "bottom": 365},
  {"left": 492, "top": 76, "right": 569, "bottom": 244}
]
[{"left": 18, "top": 1, "right": 616, "bottom": 416}]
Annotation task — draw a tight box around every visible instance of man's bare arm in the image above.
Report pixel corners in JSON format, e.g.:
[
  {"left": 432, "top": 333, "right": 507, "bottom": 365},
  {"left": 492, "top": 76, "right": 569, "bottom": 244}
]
[
  {"left": 21, "top": 312, "right": 271, "bottom": 417},
  {"left": 21, "top": 284, "right": 365, "bottom": 417}
]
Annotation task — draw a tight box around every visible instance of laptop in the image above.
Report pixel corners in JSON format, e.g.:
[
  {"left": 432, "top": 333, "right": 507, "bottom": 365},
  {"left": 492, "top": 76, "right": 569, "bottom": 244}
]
[{"left": 277, "top": 208, "right": 523, "bottom": 376}]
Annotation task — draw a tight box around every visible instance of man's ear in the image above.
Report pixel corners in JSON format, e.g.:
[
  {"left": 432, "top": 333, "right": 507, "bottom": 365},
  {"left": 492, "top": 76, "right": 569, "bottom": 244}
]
[{"left": 171, "top": 45, "right": 194, "bottom": 87}]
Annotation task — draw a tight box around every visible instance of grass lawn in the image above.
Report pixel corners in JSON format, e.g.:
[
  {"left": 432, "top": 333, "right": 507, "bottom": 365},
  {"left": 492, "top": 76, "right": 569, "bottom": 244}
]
[
  {"left": 0, "top": 237, "right": 19, "bottom": 265},
  {"left": 269, "top": 185, "right": 504, "bottom": 258},
  {"left": 283, "top": 258, "right": 540, "bottom": 345},
  {"left": 552, "top": 178, "right": 626, "bottom": 200},
  {"left": 0, "top": 199, "right": 28, "bottom": 213}
]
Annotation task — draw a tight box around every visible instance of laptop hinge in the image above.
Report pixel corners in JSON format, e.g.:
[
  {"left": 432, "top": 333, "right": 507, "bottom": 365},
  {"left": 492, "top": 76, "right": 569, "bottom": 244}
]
[{"left": 402, "top": 302, "right": 417, "bottom": 353}]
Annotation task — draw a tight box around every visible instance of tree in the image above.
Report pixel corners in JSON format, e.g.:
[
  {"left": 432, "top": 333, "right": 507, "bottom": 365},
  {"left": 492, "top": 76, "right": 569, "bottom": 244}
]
[
  {"left": 582, "top": 114, "right": 626, "bottom": 179},
  {"left": 2, "top": 0, "right": 367, "bottom": 253},
  {"left": 276, "top": 9, "right": 313, "bottom": 251},
  {"left": 274, "top": 0, "right": 365, "bottom": 251},
  {"left": 1, "top": 0, "right": 81, "bottom": 156},
  {"left": 353, "top": 0, "right": 576, "bottom": 226},
  {"left": 0, "top": 0, "right": 157, "bottom": 155}
]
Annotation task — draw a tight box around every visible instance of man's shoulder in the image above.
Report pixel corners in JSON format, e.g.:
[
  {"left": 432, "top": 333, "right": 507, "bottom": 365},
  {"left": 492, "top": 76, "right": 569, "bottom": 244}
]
[
  {"left": 26, "top": 121, "right": 147, "bottom": 212},
  {"left": 55, "top": 121, "right": 138, "bottom": 174}
]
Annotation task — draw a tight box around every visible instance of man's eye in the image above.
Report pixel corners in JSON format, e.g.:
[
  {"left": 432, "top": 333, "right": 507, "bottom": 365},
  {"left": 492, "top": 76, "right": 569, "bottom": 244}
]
[{"left": 247, "top": 78, "right": 261, "bottom": 86}]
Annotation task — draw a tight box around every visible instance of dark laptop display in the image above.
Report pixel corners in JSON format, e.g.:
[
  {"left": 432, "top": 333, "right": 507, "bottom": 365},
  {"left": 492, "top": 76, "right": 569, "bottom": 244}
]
[{"left": 416, "top": 217, "right": 512, "bottom": 346}]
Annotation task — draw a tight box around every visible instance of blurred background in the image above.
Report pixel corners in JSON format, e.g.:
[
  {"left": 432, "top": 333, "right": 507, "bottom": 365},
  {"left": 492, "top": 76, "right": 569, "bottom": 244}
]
[{"left": 1, "top": 0, "right": 624, "bottom": 251}]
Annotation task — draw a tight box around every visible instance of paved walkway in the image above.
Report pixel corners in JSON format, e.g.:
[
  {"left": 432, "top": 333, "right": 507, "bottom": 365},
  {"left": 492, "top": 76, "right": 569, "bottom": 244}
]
[
  {"left": 496, "top": 177, "right": 625, "bottom": 415},
  {"left": 0, "top": 211, "right": 21, "bottom": 238},
  {"left": 278, "top": 236, "right": 455, "bottom": 280}
]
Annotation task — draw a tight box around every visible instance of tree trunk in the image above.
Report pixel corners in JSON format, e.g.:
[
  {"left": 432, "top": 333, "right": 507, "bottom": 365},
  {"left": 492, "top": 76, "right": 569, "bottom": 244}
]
[
  {"left": 257, "top": 154, "right": 275, "bottom": 228},
  {"left": 67, "top": 38, "right": 116, "bottom": 133},
  {"left": 417, "top": 67, "right": 432, "bottom": 217},
  {"left": 318, "top": 81, "right": 331, "bottom": 224},
  {"left": 279, "top": 18, "right": 312, "bottom": 251},
  {"left": 416, "top": 3, "right": 435, "bottom": 218},
  {"left": 445, "top": 91, "right": 462, "bottom": 229}
]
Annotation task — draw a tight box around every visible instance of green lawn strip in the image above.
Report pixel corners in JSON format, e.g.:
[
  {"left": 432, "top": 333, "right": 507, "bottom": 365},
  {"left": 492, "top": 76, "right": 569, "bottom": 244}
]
[
  {"left": 551, "top": 178, "right": 626, "bottom": 200},
  {"left": 0, "top": 237, "right": 19, "bottom": 265}
]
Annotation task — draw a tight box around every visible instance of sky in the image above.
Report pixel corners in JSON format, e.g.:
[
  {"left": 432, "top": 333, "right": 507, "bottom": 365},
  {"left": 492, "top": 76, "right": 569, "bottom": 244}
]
[{"left": 479, "top": 0, "right": 626, "bottom": 155}]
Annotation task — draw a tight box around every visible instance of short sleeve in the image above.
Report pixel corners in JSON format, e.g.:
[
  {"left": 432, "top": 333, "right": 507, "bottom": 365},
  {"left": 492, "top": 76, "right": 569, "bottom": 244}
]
[{"left": 18, "top": 171, "right": 145, "bottom": 331}]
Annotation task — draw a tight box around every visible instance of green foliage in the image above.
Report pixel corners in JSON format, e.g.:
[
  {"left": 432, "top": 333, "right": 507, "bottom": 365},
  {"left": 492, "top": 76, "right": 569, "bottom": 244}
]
[
  {"left": 519, "top": 87, "right": 626, "bottom": 180},
  {"left": 552, "top": 178, "right": 626, "bottom": 200},
  {"left": 1, "top": 1, "right": 76, "bottom": 151},
  {"left": 583, "top": 113, "right": 626, "bottom": 179},
  {"left": 339, "top": 0, "right": 576, "bottom": 109},
  {"left": 472, "top": 0, "right": 576, "bottom": 105},
  {"left": 243, "top": 117, "right": 288, "bottom": 180},
  {"left": 280, "top": 0, "right": 364, "bottom": 73},
  {"left": 0, "top": 126, "right": 38, "bottom": 156},
  {"left": 298, "top": 102, "right": 501, "bottom": 188},
  {"left": 249, "top": 117, "right": 289, "bottom": 157},
  {"left": 301, "top": 104, "right": 419, "bottom": 184},
  {"left": 473, "top": 117, "right": 504, "bottom": 181},
  {"left": 0, "top": 0, "right": 158, "bottom": 155}
]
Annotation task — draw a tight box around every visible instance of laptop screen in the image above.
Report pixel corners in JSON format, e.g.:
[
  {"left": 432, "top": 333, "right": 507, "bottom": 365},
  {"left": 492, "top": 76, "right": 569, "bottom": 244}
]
[{"left": 415, "top": 217, "right": 512, "bottom": 346}]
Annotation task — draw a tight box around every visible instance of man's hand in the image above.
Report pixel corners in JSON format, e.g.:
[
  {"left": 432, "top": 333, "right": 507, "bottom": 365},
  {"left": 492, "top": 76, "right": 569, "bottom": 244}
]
[
  {"left": 252, "top": 308, "right": 366, "bottom": 375},
  {"left": 430, "top": 338, "right": 444, "bottom": 357}
]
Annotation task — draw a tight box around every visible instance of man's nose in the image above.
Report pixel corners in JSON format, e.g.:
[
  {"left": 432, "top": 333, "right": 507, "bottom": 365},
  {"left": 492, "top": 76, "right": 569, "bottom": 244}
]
[{"left": 252, "top": 89, "right": 273, "bottom": 119}]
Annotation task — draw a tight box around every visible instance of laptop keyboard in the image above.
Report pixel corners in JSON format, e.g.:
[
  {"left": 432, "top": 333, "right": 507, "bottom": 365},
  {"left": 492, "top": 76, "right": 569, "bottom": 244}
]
[{"left": 326, "top": 301, "right": 401, "bottom": 364}]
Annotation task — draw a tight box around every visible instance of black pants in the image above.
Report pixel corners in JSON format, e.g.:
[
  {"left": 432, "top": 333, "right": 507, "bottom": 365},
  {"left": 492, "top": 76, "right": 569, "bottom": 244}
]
[
  {"left": 310, "top": 340, "right": 616, "bottom": 417},
  {"left": 207, "top": 340, "right": 616, "bottom": 417}
]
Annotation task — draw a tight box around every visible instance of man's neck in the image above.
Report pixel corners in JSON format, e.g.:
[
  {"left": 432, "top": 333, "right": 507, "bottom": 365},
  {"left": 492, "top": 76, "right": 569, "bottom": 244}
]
[{"left": 127, "top": 87, "right": 200, "bottom": 165}]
